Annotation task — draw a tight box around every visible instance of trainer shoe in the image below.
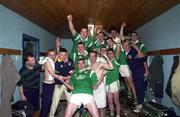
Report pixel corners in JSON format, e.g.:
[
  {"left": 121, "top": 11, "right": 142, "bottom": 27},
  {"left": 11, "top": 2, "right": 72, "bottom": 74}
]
[{"left": 133, "top": 104, "right": 143, "bottom": 113}]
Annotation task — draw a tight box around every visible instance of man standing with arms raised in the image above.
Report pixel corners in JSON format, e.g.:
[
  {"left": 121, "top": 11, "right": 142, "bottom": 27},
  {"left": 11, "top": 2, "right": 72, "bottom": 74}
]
[{"left": 67, "top": 15, "right": 93, "bottom": 55}]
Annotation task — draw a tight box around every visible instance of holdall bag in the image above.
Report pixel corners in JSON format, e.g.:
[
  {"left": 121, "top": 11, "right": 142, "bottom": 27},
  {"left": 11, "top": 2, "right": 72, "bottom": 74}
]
[
  {"left": 12, "top": 109, "right": 26, "bottom": 117},
  {"left": 140, "top": 101, "right": 176, "bottom": 117},
  {"left": 12, "top": 100, "right": 34, "bottom": 117}
]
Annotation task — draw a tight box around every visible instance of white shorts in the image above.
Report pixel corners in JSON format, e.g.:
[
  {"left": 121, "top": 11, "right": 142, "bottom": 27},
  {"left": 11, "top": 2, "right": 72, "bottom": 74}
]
[
  {"left": 106, "top": 80, "right": 120, "bottom": 93},
  {"left": 119, "top": 65, "right": 131, "bottom": 77},
  {"left": 93, "top": 82, "right": 106, "bottom": 108},
  {"left": 69, "top": 93, "right": 94, "bottom": 107}
]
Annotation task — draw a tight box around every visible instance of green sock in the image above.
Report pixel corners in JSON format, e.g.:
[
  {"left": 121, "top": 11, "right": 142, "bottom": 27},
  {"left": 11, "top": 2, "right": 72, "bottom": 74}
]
[
  {"left": 134, "top": 97, "right": 139, "bottom": 105},
  {"left": 81, "top": 111, "right": 87, "bottom": 117},
  {"left": 110, "top": 112, "right": 115, "bottom": 117},
  {"left": 128, "top": 92, "right": 132, "bottom": 97}
]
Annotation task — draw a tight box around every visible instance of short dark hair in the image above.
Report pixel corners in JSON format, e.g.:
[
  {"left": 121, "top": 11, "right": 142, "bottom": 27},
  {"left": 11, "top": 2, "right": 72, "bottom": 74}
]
[
  {"left": 109, "top": 27, "right": 117, "bottom": 32},
  {"left": 81, "top": 28, "right": 88, "bottom": 31},
  {"left": 78, "top": 42, "right": 85, "bottom": 46},
  {"left": 48, "top": 49, "right": 56, "bottom": 53},
  {"left": 89, "top": 50, "right": 97, "bottom": 57},
  {"left": 98, "top": 31, "right": 105, "bottom": 36},
  {"left": 106, "top": 37, "right": 113, "bottom": 41},
  {"left": 107, "top": 48, "right": 114, "bottom": 53},
  {"left": 59, "top": 48, "right": 67, "bottom": 53},
  {"left": 78, "top": 58, "right": 85, "bottom": 63},
  {"left": 131, "top": 31, "right": 138, "bottom": 36},
  {"left": 24, "top": 53, "right": 34, "bottom": 62}
]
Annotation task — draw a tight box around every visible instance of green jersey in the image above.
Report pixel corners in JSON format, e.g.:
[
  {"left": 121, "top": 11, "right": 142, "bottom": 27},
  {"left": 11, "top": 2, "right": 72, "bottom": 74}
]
[
  {"left": 107, "top": 44, "right": 127, "bottom": 65},
  {"left": 107, "top": 44, "right": 117, "bottom": 52},
  {"left": 93, "top": 39, "right": 107, "bottom": 52},
  {"left": 70, "top": 69, "right": 98, "bottom": 95},
  {"left": 119, "top": 50, "right": 127, "bottom": 65},
  {"left": 134, "top": 40, "right": 147, "bottom": 53},
  {"left": 71, "top": 32, "right": 93, "bottom": 54},
  {"left": 69, "top": 50, "right": 88, "bottom": 69},
  {"left": 106, "top": 58, "right": 120, "bottom": 85},
  {"left": 17, "top": 64, "right": 42, "bottom": 89}
]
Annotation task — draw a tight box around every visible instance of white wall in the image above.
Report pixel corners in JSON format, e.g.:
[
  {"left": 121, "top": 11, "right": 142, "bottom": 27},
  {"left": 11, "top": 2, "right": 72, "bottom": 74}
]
[
  {"left": 136, "top": 4, "right": 180, "bottom": 115},
  {"left": 0, "top": 5, "right": 55, "bottom": 103}
]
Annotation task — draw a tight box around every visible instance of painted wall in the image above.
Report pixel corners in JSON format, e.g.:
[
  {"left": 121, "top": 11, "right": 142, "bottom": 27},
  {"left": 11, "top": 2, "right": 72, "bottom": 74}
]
[
  {"left": 0, "top": 5, "right": 55, "bottom": 103},
  {"left": 136, "top": 4, "right": 180, "bottom": 115},
  {"left": 61, "top": 39, "right": 73, "bottom": 53}
]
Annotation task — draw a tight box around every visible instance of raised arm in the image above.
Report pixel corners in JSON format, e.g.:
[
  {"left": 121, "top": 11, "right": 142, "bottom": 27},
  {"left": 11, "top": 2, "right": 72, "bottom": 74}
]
[
  {"left": 67, "top": 15, "right": 76, "bottom": 36},
  {"left": 120, "top": 22, "right": 126, "bottom": 41},
  {"left": 131, "top": 44, "right": 145, "bottom": 58},
  {"left": 116, "top": 45, "right": 121, "bottom": 59},
  {"left": 120, "top": 22, "right": 131, "bottom": 40},
  {"left": 56, "top": 36, "right": 61, "bottom": 54}
]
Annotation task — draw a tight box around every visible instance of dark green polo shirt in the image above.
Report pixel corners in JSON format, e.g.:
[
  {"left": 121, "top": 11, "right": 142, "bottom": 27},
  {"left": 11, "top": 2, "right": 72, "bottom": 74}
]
[{"left": 17, "top": 64, "right": 42, "bottom": 89}]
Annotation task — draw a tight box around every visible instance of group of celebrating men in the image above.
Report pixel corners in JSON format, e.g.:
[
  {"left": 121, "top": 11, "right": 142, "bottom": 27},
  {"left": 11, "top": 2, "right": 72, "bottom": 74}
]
[{"left": 17, "top": 15, "right": 149, "bottom": 117}]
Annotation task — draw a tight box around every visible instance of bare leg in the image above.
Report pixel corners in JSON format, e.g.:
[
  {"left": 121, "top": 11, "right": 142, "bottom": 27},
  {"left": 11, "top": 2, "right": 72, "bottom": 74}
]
[
  {"left": 125, "top": 76, "right": 137, "bottom": 98},
  {"left": 124, "top": 79, "right": 132, "bottom": 95},
  {"left": 86, "top": 101, "right": 100, "bottom": 117},
  {"left": 87, "top": 110, "right": 92, "bottom": 117},
  {"left": 64, "top": 102, "right": 79, "bottom": 117},
  {"left": 107, "top": 92, "right": 114, "bottom": 115},
  {"left": 113, "top": 92, "right": 121, "bottom": 116},
  {"left": 98, "top": 108, "right": 106, "bottom": 117}
]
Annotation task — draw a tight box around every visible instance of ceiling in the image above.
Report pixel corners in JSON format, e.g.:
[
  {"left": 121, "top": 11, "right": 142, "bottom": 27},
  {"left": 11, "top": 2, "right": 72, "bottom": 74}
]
[{"left": 0, "top": 0, "right": 179, "bottom": 38}]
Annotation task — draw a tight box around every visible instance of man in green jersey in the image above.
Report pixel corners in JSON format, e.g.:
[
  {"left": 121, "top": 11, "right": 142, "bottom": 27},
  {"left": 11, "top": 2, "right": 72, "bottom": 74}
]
[
  {"left": 106, "top": 48, "right": 121, "bottom": 117},
  {"left": 62, "top": 59, "right": 99, "bottom": 117},
  {"left": 69, "top": 42, "right": 88, "bottom": 69},
  {"left": 130, "top": 32, "right": 149, "bottom": 77},
  {"left": 67, "top": 15, "right": 93, "bottom": 54},
  {"left": 93, "top": 32, "right": 107, "bottom": 52}
]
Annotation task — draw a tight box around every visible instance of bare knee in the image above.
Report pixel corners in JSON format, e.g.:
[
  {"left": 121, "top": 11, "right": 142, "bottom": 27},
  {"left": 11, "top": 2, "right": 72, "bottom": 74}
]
[{"left": 86, "top": 102, "right": 100, "bottom": 117}]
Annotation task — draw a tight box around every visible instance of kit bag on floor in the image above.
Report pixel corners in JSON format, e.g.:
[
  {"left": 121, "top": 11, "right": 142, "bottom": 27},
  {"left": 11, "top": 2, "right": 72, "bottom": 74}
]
[
  {"left": 141, "top": 101, "right": 176, "bottom": 117},
  {"left": 12, "top": 100, "right": 34, "bottom": 117}
]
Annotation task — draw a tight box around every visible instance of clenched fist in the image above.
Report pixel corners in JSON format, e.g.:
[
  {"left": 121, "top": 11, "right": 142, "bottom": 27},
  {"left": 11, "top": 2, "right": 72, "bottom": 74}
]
[{"left": 67, "top": 15, "right": 72, "bottom": 21}]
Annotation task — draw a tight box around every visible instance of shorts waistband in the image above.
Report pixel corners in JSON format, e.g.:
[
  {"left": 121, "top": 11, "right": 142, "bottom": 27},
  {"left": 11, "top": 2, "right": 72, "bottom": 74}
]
[{"left": 43, "top": 80, "right": 55, "bottom": 84}]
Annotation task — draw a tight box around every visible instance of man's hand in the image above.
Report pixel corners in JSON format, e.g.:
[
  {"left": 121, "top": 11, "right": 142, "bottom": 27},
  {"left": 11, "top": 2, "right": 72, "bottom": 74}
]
[
  {"left": 64, "top": 76, "right": 70, "bottom": 80},
  {"left": 58, "top": 76, "right": 64, "bottom": 82},
  {"left": 67, "top": 15, "right": 73, "bottom": 21},
  {"left": 93, "top": 85, "right": 98, "bottom": 90},
  {"left": 21, "top": 95, "right": 27, "bottom": 101},
  {"left": 137, "top": 52, "right": 145, "bottom": 58},
  {"left": 145, "top": 69, "right": 150, "bottom": 78},
  {"left": 121, "top": 22, "right": 126, "bottom": 28}
]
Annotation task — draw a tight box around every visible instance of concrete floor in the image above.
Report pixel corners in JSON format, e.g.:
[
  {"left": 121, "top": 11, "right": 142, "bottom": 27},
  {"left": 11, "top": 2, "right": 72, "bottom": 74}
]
[{"left": 55, "top": 100, "right": 137, "bottom": 117}]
